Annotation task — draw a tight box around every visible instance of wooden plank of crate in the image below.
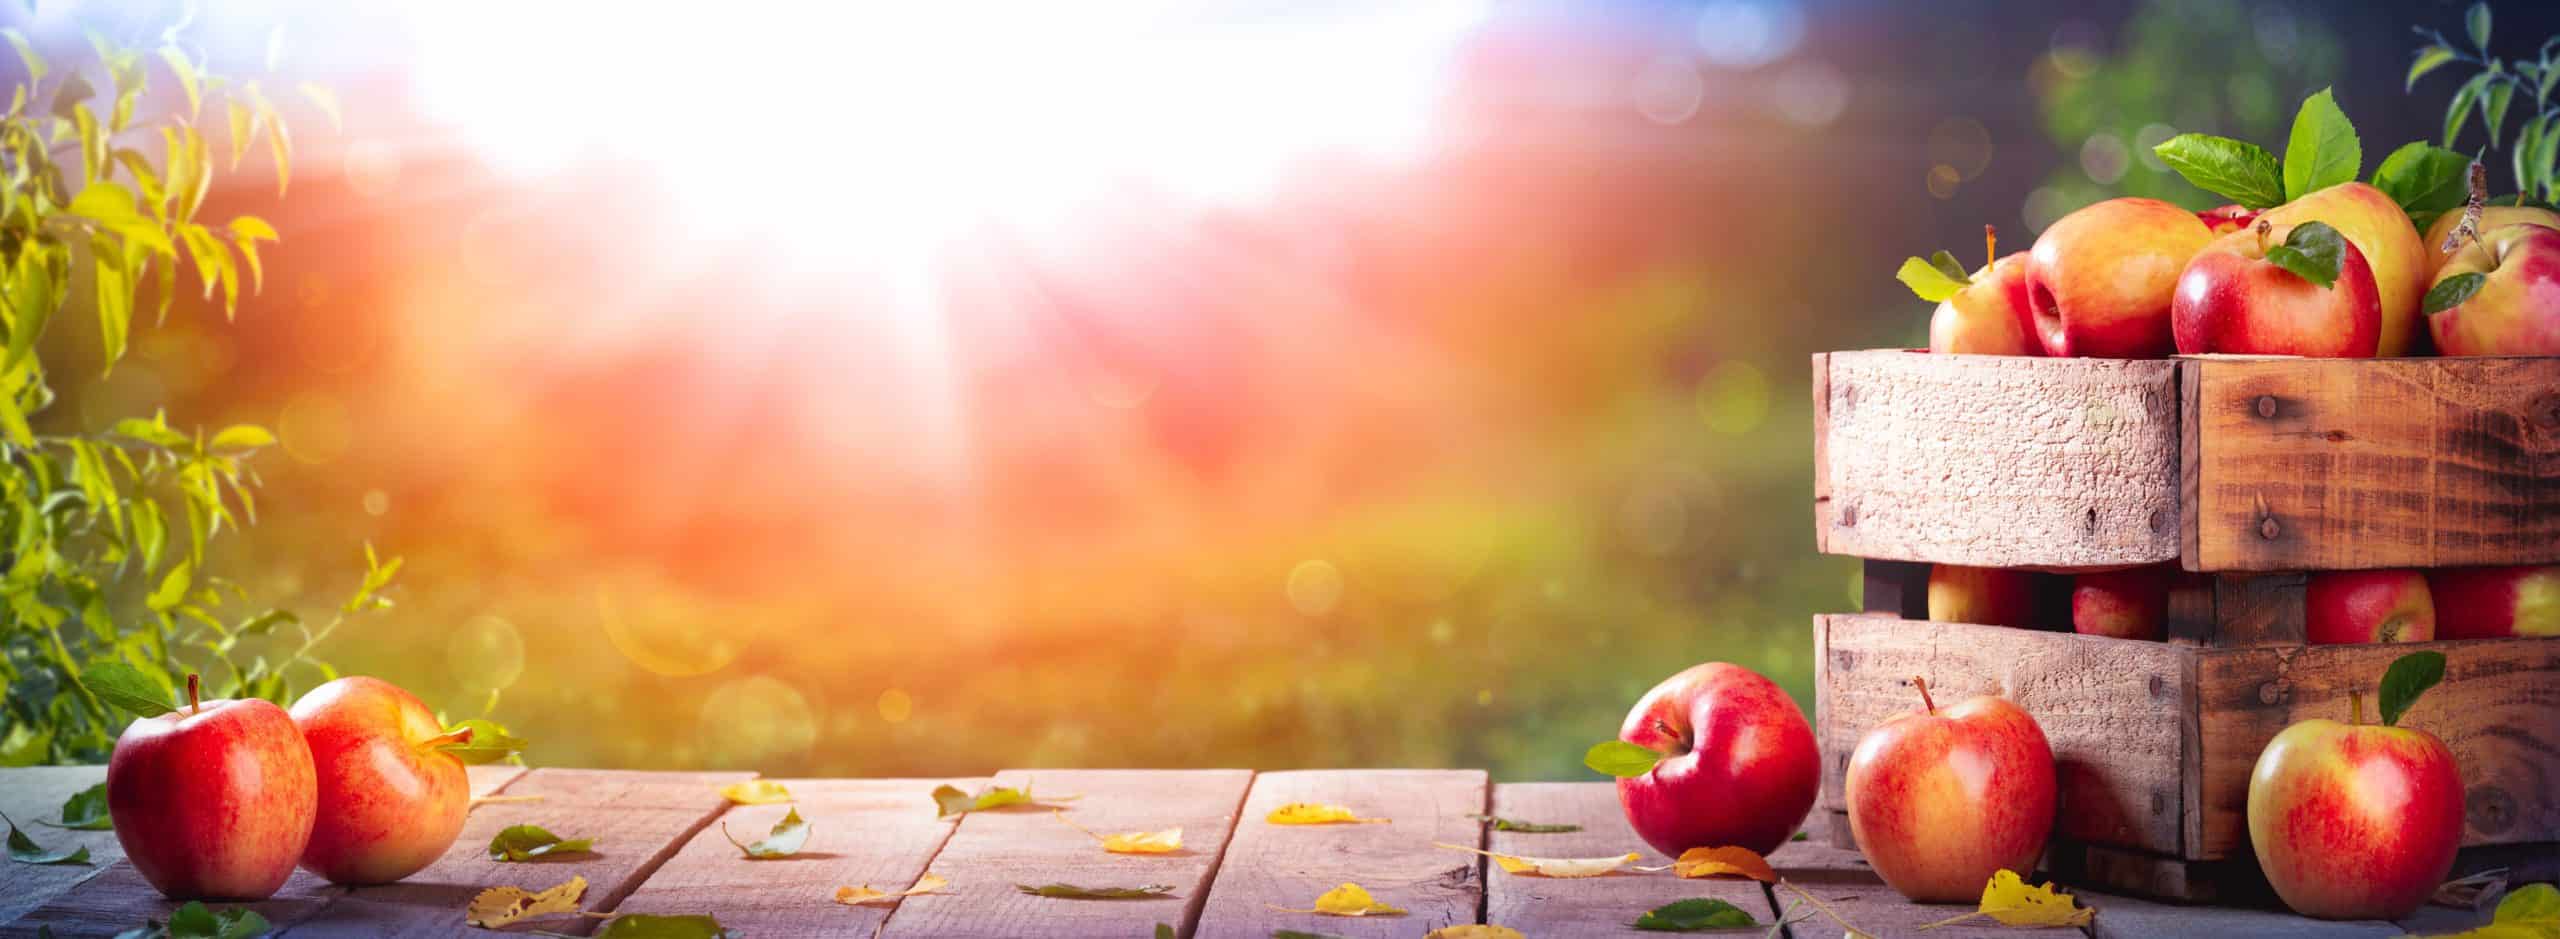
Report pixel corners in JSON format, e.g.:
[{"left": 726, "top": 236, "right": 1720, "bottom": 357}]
[
  {"left": 2192, "top": 637, "right": 2560, "bottom": 859},
  {"left": 1815, "top": 615, "right": 2190, "bottom": 858},
  {"left": 2183, "top": 355, "right": 2560, "bottom": 571},
  {"left": 612, "top": 777, "right": 983, "bottom": 938},
  {"left": 2164, "top": 574, "right": 2306, "bottom": 647},
  {"left": 0, "top": 766, "right": 117, "bottom": 926},
  {"left": 287, "top": 768, "right": 752, "bottom": 938},
  {"left": 1813, "top": 350, "right": 2182, "bottom": 569},
  {"left": 1480, "top": 782, "right": 1778, "bottom": 937},
  {"left": 1194, "top": 769, "right": 1487, "bottom": 939},
  {"left": 879, "top": 769, "right": 1252, "bottom": 939}
]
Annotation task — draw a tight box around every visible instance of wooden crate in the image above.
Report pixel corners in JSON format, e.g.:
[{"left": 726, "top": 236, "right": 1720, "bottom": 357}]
[{"left": 1809, "top": 349, "right": 2560, "bottom": 901}]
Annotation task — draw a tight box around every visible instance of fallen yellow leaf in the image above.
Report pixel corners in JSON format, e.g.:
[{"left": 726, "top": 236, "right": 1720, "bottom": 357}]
[
  {"left": 1268, "top": 882, "right": 1407, "bottom": 917},
  {"left": 465, "top": 875, "right": 587, "bottom": 928},
  {"left": 1668, "top": 845, "right": 1777, "bottom": 882},
  {"left": 1053, "top": 809, "right": 1183, "bottom": 854},
  {"left": 719, "top": 780, "right": 793, "bottom": 805},
  {"left": 1426, "top": 927, "right": 1525, "bottom": 939},
  {"left": 1435, "top": 841, "right": 1639, "bottom": 878},
  {"left": 1922, "top": 869, "right": 2093, "bottom": 929},
  {"left": 1265, "top": 802, "right": 1388, "bottom": 825},
  {"left": 835, "top": 873, "right": 950, "bottom": 907}
]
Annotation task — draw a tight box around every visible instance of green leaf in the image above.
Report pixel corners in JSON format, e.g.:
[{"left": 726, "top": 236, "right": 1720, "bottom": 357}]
[
  {"left": 1155, "top": 925, "right": 1175, "bottom": 939},
  {"left": 1013, "top": 883, "right": 1174, "bottom": 899},
  {"left": 2424, "top": 271, "right": 2488, "bottom": 315},
  {"left": 931, "top": 782, "right": 1043, "bottom": 818},
  {"left": 77, "top": 661, "right": 174, "bottom": 718},
  {"left": 0, "top": 724, "right": 47, "bottom": 767},
  {"left": 1894, "top": 256, "right": 1967, "bottom": 303},
  {"left": 1632, "top": 897, "right": 1759, "bottom": 931},
  {"left": 226, "top": 100, "right": 253, "bottom": 170},
  {"left": 208, "top": 425, "right": 275, "bottom": 452},
  {"left": 430, "top": 718, "right": 525, "bottom": 765},
  {"left": 227, "top": 217, "right": 274, "bottom": 293},
  {"left": 2284, "top": 88, "right": 2361, "bottom": 201},
  {"left": 157, "top": 47, "right": 200, "bottom": 118},
  {"left": 588, "top": 914, "right": 731, "bottom": 939},
  {"left": 46, "top": 782, "right": 110, "bottom": 830},
  {"left": 113, "top": 416, "right": 188, "bottom": 448},
  {"left": 2372, "top": 141, "right": 2476, "bottom": 222},
  {"left": 2467, "top": 1, "right": 2491, "bottom": 52},
  {"left": 1924, "top": 250, "right": 1968, "bottom": 285},
  {"left": 2449, "top": 72, "right": 2495, "bottom": 148},
  {"left": 1583, "top": 740, "right": 1662, "bottom": 778},
  {"left": 2377, "top": 650, "right": 2448, "bottom": 727},
  {"left": 4, "top": 29, "right": 46, "bottom": 82},
  {"left": 1469, "top": 814, "right": 1581, "bottom": 833},
  {"left": 68, "top": 184, "right": 174, "bottom": 256},
  {"left": 112, "top": 900, "right": 271, "bottom": 939},
  {"left": 721, "top": 807, "right": 810, "bottom": 859},
  {"left": 49, "top": 73, "right": 92, "bottom": 122},
  {"left": 487, "top": 824, "right": 594, "bottom": 861},
  {"left": 2489, "top": 883, "right": 2560, "bottom": 931},
  {"left": 2153, "top": 133, "right": 2286, "bottom": 210},
  {"left": 2520, "top": 114, "right": 2550, "bottom": 196},
  {"left": 6, "top": 251, "right": 56, "bottom": 372},
  {"left": 6, "top": 813, "right": 91, "bottom": 865},
  {"left": 2484, "top": 82, "right": 2517, "bottom": 149},
  {"left": 147, "top": 560, "right": 191, "bottom": 613},
  {"left": 2261, "top": 221, "right": 2347, "bottom": 289},
  {"left": 2409, "top": 46, "right": 2457, "bottom": 91}
]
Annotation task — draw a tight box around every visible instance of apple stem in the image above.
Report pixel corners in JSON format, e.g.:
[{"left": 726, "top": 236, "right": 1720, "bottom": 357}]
[
  {"left": 1912, "top": 676, "right": 1937, "bottom": 715},
  {"left": 1983, "top": 224, "right": 1996, "bottom": 270},
  {"left": 2255, "top": 218, "right": 2272, "bottom": 254},
  {"left": 185, "top": 673, "right": 199, "bottom": 716},
  {"left": 2350, "top": 689, "right": 2367, "bottom": 727},
  {"left": 418, "top": 727, "right": 476, "bottom": 753}
]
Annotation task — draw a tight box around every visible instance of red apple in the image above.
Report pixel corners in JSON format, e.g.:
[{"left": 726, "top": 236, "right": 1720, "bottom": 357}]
[
  {"left": 1845, "top": 679, "right": 2056, "bottom": 902},
  {"left": 108, "top": 675, "right": 317, "bottom": 900},
  {"left": 1928, "top": 250, "right": 2040, "bottom": 356},
  {"left": 2426, "top": 565, "right": 2560, "bottom": 639},
  {"left": 1928, "top": 564, "right": 2036, "bottom": 628},
  {"left": 2307, "top": 570, "right": 2435, "bottom": 645},
  {"left": 2259, "top": 182, "right": 2430, "bottom": 356},
  {"left": 2026, "top": 197, "right": 2212, "bottom": 358},
  {"left": 2425, "top": 223, "right": 2560, "bottom": 355},
  {"left": 2072, "top": 565, "right": 2170, "bottom": 640},
  {"left": 291, "top": 676, "right": 474, "bottom": 885},
  {"left": 2171, "top": 221, "right": 2381, "bottom": 357},
  {"left": 2248, "top": 654, "right": 2462, "bottom": 920},
  {"left": 1606, "top": 662, "right": 1819, "bottom": 858}
]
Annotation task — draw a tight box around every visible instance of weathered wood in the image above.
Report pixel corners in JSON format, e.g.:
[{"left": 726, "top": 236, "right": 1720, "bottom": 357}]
[
  {"left": 2041, "top": 838, "right": 2267, "bottom": 906},
  {"left": 881, "top": 769, "right": 1252, "bottom": 939},
  {"left": 1816, "top": 615, "right": 2190, "bottom": 858},
  {"left": 289, "top": 768, "right": 752, "bottom": 938},
  {"left": 2192, "top": 637, "right": 2560, "bottom": 859},
  {"left": 2183, "top": 355, "right": 2560, "bottom": 571},
  {"left": 1813, "top": 350, "right": 2183, "bottom": 569},
  {"left": 2081, "top": 889, "right": 2397, "bottom": 939},
  {"left": 1796, "top": 874, "right": 2097, "bottom": 938},
  {"left": 2, "top": 863, "right": 337, "bottom": 938},
  {"left": 2162, "top": 574, "right": 2305, "bottom": 647},
  {"left": 0, "top": 766, "right": 117, "bottom": 926},
  {"left": 1480, "top": 783, "right": 1776, "bottom": 937},
  {"left": 615, "top": 777, "right": 983, "bottom": 938},
  {"left": 1194, "top": 769, "right": 1487, "bottom": 939},
  {"left": 1770, "top": 816, "right": 1882, "bottom": 885},
  {"left": 467, "top": 763, "right": 530, "bottom": 799}
]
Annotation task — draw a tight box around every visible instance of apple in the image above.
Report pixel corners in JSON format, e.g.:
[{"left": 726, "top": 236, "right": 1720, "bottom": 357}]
[
  {"left": 1605, "top": 662, "right": 1820, "bottom": 858},
  {"left": 2247, "top": 652, "right": 2463, "bottom": 920},
  {"left": 2198, "top": 204, "right": 2260, "bottom": 234},
  {"left": 2072, "top": 565, "right": 2170, "bottom": 640},
  {"left": 2025, "top": 197, "right": 2212, "bottom": 358},
  {"left": 2306, "top": 570, "right": 2435, "bottom": 645},
  {"left": 2426, "top": 565, "right": 2560, "bottom": 639},
  {"left": 2171, "top": 221, "right": 2381, "bottom": 357},
  {"left": 1844, "top": 678, "right": 2056, "bottom": 902},
  {"left": 1928, "top": 250, "right": 2039, "bottom": 356},
  {"left": 291, "top": 676, "right": 474, "bottom": 885},
  {"left": 2425, "top": 223, "right": 2560, "bottom": 355},
  {"left": 108, "top": 674, "right": 317, "bottom": 900},
  {"left": 2422, "top": 203, "right": 2558, "bottom": 272},
  {"left": 2257, "top": 182, "right": 2429, "bottom": 356},
  {"left": 1928, "top": 564, "right": 2036, "bottom": 628}
]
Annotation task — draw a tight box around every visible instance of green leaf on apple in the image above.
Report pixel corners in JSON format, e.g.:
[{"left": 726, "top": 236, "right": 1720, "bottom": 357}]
[
  {"left": 2372, "top": 141, "right": 2475, "bottom": 225},
  {"left": 42, "top": 782, "right": 110, "bottom": 831},
  {"left": 2153, "top": 134, "right": 2285, "bottom": 210},
  {"left": 1468, "top": 813, "right": 1581, "bottom": 833},
  {"left": 4, "top": 813, "right": 90, "bottom": 866},
  {"left": 1583, "top": 740, "right": 1662, "bottom": 778},
  {"left": 2408, "top": 46, "right": 2457, "bottom": 91},
  {"left": 2377, "top": 650, "right": 2448, "bottom": 727},
  {"left": 588, "top": 913, "right": 732, "bottom": 939},
  {"left": 1014, "top": 882, "right": 1175, "bottom": 899},
  {"left": 1893, "top": 255, "right": 1968, "bottom": 303},
  {"left": 488, "top": 823, "right": 596, "bottom": 862},
  {"left": 1631, "top": 897, "right": 1760, "bottom": 931},
  {"left": 2283, "top": 87, "right": 2360, "bottom": 202},
  {"left": 2261, "top": 221, "right": 2347, "bottom": 289},
  {"left": 110, "top": 901, "right": 269, "bottom": 939},
  {"left": 430, "top": 718, "right": 527, "bottom": 765},
  {"left": 2423, "top": 272, "right": 2487, "bottom": 315},
  {"left": 77, "top": 661, "right": 174, "bottom": 719},
  {"left": 721, "top": 807, "right": 810, "bottom": 859}
]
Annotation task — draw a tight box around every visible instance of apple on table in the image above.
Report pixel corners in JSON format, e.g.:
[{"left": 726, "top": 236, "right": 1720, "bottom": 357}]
[
  {"left": 108, "top": 674, "right": 317, "bottom": 900},
  {"left": 1843, "top": 677, "right": 2056, "bottom": 903},
  {"left": 2427, "top": 564, "right": 2560, "bottom": 639},
  {"left": 294, "top": 676, "right": 523, "bottom": 885},
  {"left": 1584, "top": 661, "right": 1819, "bottom": 858},
  {"left": 2307, "top": 570, "right": 2435, "bottom": 645},
  {"left": 2249, "top": 651, "right": 2464, "bottom": 920}
]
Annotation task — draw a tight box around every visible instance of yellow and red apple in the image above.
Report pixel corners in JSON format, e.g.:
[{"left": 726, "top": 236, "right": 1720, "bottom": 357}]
[
  {"left": 2171, "top": 221, "right": 2381, "bottom": 357},
  {"left": 2025, "top": 197, "right": 2212, "bottom": 358},
  {"left": 1599, "top": 662, "right": 1820, "bottom": 858},
  {"left": 2427, "top": 564, "right": 2560, "bottom": 639},
  {"left": 2424, "top": 223, "right": 2560, "bottom": 355},
  {"left": 108, "top": 675, "right": 317, "bottom": 900},
  {"left": 2071, "top": 565, "right": 2170, "bottom": 641},
  {"left": 2423, "top": 204, "right": 2559, "bottom": 272},
  {"left": 1845, "top": 679, "right": 2056, "bottom": 903},
  {"left": 2248, "top": 651, "right": 2462, "bottom": 920},
  {"left": 2306, "top": 570, "right": 2435, "bottom": 645},
  {"left": 1928, "top": 251, "right": 2039, "bottom": 356},
  {"left": 1928, "top": 564, "right": 2036, "bottom": 628},
  {"left": 291, "top": 676, "right": 477, "bottom": 885},
  {"left": 2256, "top": 182, "right": 2428, "bottom": 356}
]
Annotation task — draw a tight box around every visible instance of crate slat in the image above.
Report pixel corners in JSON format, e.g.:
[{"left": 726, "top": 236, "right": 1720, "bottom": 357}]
[
  {"left": 1193, "top": 769, "right": 1487, "bottom": 939},
  {"left": 1479, "top": 782, "right": 1776, "bottom": 937}
]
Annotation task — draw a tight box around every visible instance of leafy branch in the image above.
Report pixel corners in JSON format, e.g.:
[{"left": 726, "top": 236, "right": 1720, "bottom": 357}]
[{"left": 2408, "top": 2, "right": 2560, "bottom": 202}]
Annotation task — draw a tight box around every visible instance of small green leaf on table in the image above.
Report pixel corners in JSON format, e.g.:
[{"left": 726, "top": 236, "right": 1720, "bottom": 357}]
[
  {"left": 1014, "top": 883, "right": 1175, "bottom": 899},
  {"left": 722, "top": 807, "right": 810, "bottom": 859},
  {"left": 488, "top": 823, "right": 595, "bottom": 861},
  {"left": 2379, "top": 650, "right": 2448, "bottom": 727},
  {"left": 1632, "top": 897, "right": 1760, "bottom": 931},
  {"left": 2262, "top": 221, "right": 2347, "bottom": 288},
  {"left": 44, "top": 782, "right": 110, "bottom": 830},
  {"left": 1583, "top": 740, "right": 1661, "bottom": 778},
  {"left": 589, "top": 913, "right": 732, "bottom": 939},
  {"left": 1469, "top": 814, "right": 1581, "bottom": 833},
  {"left": 109, "top": 900, "right": 268, "bottom": 939},
  {"left": 6, "top": 813, "right": 90, "bottom": 865},
  {"left": 78, "top": 661, "right": 175, "bottom": 718}
]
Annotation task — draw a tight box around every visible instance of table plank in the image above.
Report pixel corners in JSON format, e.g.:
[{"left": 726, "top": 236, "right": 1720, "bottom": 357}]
[
  {"left": 881, "top": 769, "right": 1253, "bottom": 939},
  {"left": 0, "top": 765, "right": 117, "bottom": 925},
  {"left": 613, "top": 777, "right": 984, "bottom": 937},
  {"left": 2079, "top": 890, "right": 2398, "bottom": 939},
  {"left": 4, "top": 865, "right": 336, "bottom": 938},
  {"left": 1194, "top": 769, "right": 1488, "bottom": 939},
  {"left": 1482, "top": 782, "right": 1780, "bottom": 937},
  {"left": 286, "top": 768, "right": 751, "bottom": 938},
  {"left": 467, "top": 763, "right": 529, "bottom": 800}
]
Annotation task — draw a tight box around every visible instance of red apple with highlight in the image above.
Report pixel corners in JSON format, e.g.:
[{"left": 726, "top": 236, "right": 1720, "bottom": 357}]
[
  {"left": 2307, "top": 570, "right": 2434, "bottom": 645},
  {"left": 2425, "top": 223, "right": 2560, "bottom": 355},
  {"left": 1845, "top": 678, "right": 2057, "bottom": 902},
  {"left": 108, "top": 675, "right": 317, "bottom": 899},
  {"left": 2171, "top": 221, "right": 2381, "bottom": 357},
  {"left": 2427, "top": 564, "right": 2560, "bottom": 639},
  {"left": 2248, "top": 653, "right": 2462, "bottom": 920},
  {"left": 1928, "top": 250, "right": 2039, "bottom": 356},
  {"left": 292, "top": 676, "right": 476, "bottom": 885},
  {"left": 1605, "top": 662, "right": 1820, "bottom": 858},
  {"left": 2026, "top": 197, "right": 2212, "bottom": 357},
  {"left": 2259, "top": 182, "right": 2429, "bottom": 356}
]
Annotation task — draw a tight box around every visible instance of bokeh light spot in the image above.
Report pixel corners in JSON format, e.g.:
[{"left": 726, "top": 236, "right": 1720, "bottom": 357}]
[
  {"left": 2080, "top": 132, "right": 2128, "bottom": 185},
  {"left": 1770, "top": 60, "right": 1847, "bottom": 126},
  {"left": 449, "top": 614, "right": 526, "bottom": 694},
  {"left": 1696, "top": 361, "right": 1769, "bottom": 435},
  {"left": 1286, "top": 559, "right": 1344, "bottom": 616},
  {"left": 699, "top": 676, "right": 818, "bottom": 766},
  {"left": 598, "top": 585, "right": 742, "bottom": 678},
  {"left": 278, "top": 393, "right": 352, "bottom": 465},
  {"left": 1695, "top": 0, "right": 1804, "bottom": 70},
  {"left": 362, "top": 489, "right": 390, "bottom": 516},
  {"left": 1926, "top": 164, "right": 1961, "bottom": 199},
  {"left": 877, "top": 688, "right": 914, "bottom": 724},
  {"left": 1631, "top": 55, "right": 1703, "bottom": 125},
  {"left": 342, "top": 138, "right": 403, "bottom": 200},
  {"left": 1925, "top": 117, "right": 1993, "bottom": 179}
]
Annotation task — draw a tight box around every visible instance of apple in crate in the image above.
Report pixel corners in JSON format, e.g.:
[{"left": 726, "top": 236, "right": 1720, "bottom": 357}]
[
  {"left": 2307, "top": 570, "right": 2435, "bottom": 645},
  {"left": 1585, "top": 662, "right": 1818, "bottom": 857},
  {"left": 2423, "top": 203, "right": 2557, "bottom": 272},
  {"left": 2025, "top": 197, "right": 2211, "bottom": 357},
  {"left": 2423, "top": 223, "right": 2560, "bottom": 355},
  {"left": 293, "top": 677, "right": 512, "bottom": 884},
  {"left": 1844, "top": 678, "right": 2055, "bottom": 902},
  {"left": 2427, "top": 564, "right": 2560, "bottom": 639},
  {"left": 1901, "top": 227, "right": 2039, "bottom": 356},
  {"left": 2171, "top": 220, "right": 2380, "bottom": 357},
  {"left": 2072, "top": 565, "right": 2170, "bottom": 640},
  {"left": 108, "top": 675, "right": 317, "bottom": 899},
  {"left": 1928, "top": 564, "right": 2036, "bottom": 628},
  {"left": 2249, "top": 651, "right": 2462, "bottom": 920},
  {"left": 2256, "top": 182, "right": 2429, "bottom": 356}
]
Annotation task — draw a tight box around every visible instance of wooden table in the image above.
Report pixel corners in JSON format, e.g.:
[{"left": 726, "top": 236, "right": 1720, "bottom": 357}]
[{"left": 0, "top": 766, "right": 2511, "bottom": 937}]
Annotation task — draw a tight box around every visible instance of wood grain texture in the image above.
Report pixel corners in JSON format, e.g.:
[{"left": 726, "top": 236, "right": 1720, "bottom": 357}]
[
  {"left": 1194, "top": 769, "right": 1488, "bottom": 939},
  {"left": 2080, "top": 889, "right": 2396, "bottom": 939},
  {"left": 1767, "top": 818, "right": 1881, "bottom": 886},
  {"left": 2184, "top": 356, "right": 2560, "bottom": 571},
  {"left": 1479, "top": 783, "right": 1776, "bottom": 937},
  {"left": 2192, "top": 637, "right": 2560, "bottom": 858},
  {"left": 1797, "top": 876, "right": 2097, "bottom": 939},
  {"left": 467, "top": 763, "right": 529, "bottom": 799},
  {"left": 0, "top": 765, "right": 116, "bottom": 926},
  {"left": 880, "top": 769, "right": 1252, "bottom": 939},
  {"left": 2162, "top": 574, "right": 2306, "bottom": 647},
  {"left": 1814, "top": 350, "right": 2182, "bottom": 569},
  {"left": 2, "top": 865, "right": 337, "bottom": 938},
  {"left": 614, "top": 777, "right": 982, "bottom": 938},
  {"left": 1815, "top": 615, "right": 2191, "bottom": 858}
]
